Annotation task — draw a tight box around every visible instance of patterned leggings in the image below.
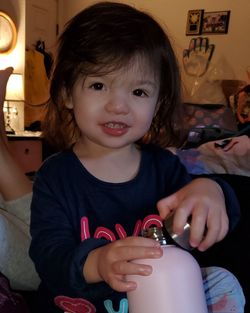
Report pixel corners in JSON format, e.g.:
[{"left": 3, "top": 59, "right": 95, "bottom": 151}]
[
  {"left": 60, "top": 266, "right": 245, "bottom": 313},
  {"left": 203, "top": 267, "right": 245, "bottom": 313}
]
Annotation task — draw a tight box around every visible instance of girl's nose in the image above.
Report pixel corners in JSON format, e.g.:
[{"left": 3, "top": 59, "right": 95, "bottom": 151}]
[{"left": 105, "top": 92, "right": 129, "bottom": 114}]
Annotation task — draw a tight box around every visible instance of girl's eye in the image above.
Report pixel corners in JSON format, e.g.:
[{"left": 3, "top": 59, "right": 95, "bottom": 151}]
[
  {"left": 133, "top": 89, "right": 148, "bottom": 97},
  {"left": 90, "top": 82, "right": 104, "bottom": 90}
]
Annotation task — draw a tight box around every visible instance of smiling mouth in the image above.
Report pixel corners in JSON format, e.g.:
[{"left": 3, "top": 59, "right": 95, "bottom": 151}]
[{"left": 101, "top": 122, "right": 129, "bottom": 136}]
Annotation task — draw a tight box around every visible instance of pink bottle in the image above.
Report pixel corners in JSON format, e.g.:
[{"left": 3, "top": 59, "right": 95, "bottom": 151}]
[{"left": 127, "top": 227, "right": 208, "bottom": 313}]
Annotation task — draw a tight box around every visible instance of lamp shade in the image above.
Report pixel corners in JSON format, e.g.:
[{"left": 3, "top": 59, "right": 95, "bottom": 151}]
[{"left": 5, "top": 73, "right": 24, "bottom": 101}]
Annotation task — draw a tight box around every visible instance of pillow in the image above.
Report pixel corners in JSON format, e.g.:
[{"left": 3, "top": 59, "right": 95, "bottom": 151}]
[
  {"left": 182, "top": 103, "right": 238, "bottom": 148},
  {"left": 0, "top": 194, "right": 40, "bottom": 290},
  {"left": 183, "top": 103, "right": 238, "bottom": 131}
]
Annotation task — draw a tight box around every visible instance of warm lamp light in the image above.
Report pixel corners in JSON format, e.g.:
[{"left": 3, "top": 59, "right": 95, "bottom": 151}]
[
  {"left": 5, "top": 73, "right": 24, "bottom": 101},
  {"left": 4, "top": 73, "right": 24, "bottom": 133}
]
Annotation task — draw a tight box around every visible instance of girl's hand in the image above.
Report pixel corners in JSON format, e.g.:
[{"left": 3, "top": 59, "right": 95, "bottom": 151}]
[
  {"left": 157, "top": 178, "right": 229, "bottom": 251},
  {"left": 83, "top": 236, "right": 162, "bottom": 292}
]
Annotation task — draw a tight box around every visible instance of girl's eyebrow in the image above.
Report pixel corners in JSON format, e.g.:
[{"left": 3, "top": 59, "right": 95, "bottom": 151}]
[{"left": 135, "top": 80, "right": 157, "bottom": 87}]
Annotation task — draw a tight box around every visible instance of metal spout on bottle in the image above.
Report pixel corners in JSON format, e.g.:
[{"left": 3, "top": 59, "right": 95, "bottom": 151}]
[{"left": 142, "top": 226, "right": 167, "bottom": 245}]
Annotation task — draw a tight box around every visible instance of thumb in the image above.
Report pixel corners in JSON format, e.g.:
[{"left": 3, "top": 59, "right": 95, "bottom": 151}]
[{"left": 157, "top": 193, "right": 178, "bottom": 220}]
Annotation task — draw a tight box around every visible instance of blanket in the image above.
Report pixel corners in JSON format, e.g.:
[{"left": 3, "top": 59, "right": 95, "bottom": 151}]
[{"left": 175, "top": 135, "right": 250, "bottom": 177}]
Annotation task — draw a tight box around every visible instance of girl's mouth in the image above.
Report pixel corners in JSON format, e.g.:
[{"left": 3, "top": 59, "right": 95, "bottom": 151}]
[{"left": 101, "top": 122, "right": 129, "bottom": 136}]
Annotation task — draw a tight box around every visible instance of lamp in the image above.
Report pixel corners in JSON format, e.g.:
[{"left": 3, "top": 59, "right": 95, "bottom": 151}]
[{"left": 3, "top": 73, "right": 24, "bottom": 134}]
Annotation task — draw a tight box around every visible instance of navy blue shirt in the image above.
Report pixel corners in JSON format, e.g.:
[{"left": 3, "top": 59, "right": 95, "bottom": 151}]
[{"left": 29, "top": 144, "right": 239, "bottom": 313}]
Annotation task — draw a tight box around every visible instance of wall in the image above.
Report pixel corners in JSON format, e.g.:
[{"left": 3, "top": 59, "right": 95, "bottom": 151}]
[
  {"left": 1, "top": 0, "right": 249, "bottom": 126},
  {"left": 59, "top": 0, "right": 250, "bottom": 84},
  {"left": 0, "top": 0, "right": 25, "bottom": 74},
  {"left": 2, "top": 0, "right": 249, "bottom": 83}
]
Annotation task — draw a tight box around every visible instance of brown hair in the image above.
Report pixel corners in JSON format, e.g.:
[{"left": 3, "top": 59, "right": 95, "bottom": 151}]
[{"left": 43, "top": 1, "right": 185, "bottom": 150}]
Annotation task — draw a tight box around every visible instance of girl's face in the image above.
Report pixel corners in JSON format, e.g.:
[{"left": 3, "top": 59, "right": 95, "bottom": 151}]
[{"left": 66, "top": 57, "right": 160, "bottom": 152}]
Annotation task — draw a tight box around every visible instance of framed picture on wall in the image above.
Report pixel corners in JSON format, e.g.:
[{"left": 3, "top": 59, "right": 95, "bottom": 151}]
[
  {"left": 186, "top": 9, "right": 204, "bottom": 36},
  {"left": 202, "top": 11, "right": 231, "bottom": 34}
]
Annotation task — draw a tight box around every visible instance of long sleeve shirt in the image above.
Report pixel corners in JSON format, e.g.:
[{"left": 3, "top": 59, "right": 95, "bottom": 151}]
[{"left": 29, "top": 144, "right": 240, "bottom": 313}]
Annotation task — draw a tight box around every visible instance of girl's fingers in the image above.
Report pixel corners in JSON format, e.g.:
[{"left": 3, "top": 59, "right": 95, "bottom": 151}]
[
  {"left": 157, "top": 193, "right": 178, "bottom": 219},
  {"left": 112, "top": 259, "right": 153, "bottom": 277},
  {"left": 111, "top": 276, "right": 137, "bottom": 292},
  {"left": 197, "top": 210, "right": 228, "bottom": 251},
  {"left": 172, "top": 205, "right": 192, "bottom": 235},
  {"left": 114, "top": 244, "right": 162, "bottom": 263},
  {"left": 197, "top": 223, "right": 219, "bottom": 251},
  {"left": 217, "top": 212, "right": 229, "bottom": 242},
  {"left": 188, "top": 206, "right": 208, "bottom": 248}
]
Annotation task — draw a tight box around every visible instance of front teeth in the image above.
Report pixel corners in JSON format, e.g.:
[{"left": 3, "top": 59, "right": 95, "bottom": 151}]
[{"left": 105, "top": 122, "right": 125, "bottom": 129}]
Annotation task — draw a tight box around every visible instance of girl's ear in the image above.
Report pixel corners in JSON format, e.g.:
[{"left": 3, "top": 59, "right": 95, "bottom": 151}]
[
  {"left": 65, "top": 99, "right": 73, "bottom": 109},
  {"left": 62, "top": 87, "right": 74, "bottom": 109}
]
